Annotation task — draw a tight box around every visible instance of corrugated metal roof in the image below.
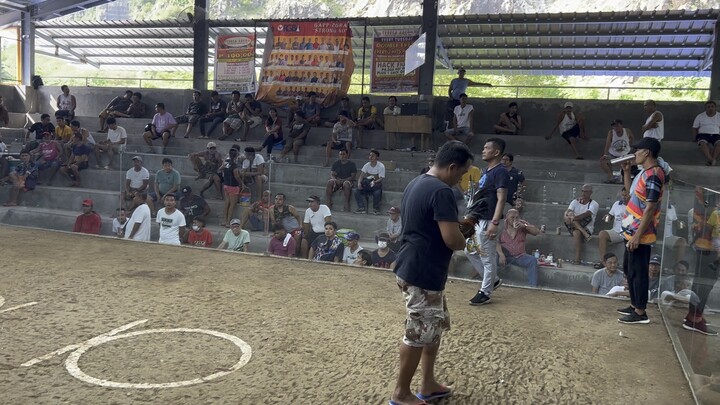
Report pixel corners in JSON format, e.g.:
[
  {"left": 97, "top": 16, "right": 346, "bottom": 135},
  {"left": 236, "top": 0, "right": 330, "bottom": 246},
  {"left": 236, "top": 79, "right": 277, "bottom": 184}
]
[{"left": 32, "top": 9, "right": 719, "bottom": 76}]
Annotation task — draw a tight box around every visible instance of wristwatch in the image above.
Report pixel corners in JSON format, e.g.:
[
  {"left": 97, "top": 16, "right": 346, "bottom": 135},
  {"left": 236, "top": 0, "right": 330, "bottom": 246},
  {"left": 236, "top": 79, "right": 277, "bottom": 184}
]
[{"left": 491, "top": 219, "right": 500, "bottom": 226}]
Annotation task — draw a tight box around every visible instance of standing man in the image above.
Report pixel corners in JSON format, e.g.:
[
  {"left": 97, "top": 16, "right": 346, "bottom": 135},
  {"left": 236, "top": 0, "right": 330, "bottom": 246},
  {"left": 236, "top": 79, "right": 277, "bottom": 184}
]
[
  {"left": 446, "top": 68, "right": 491, "bottom": 123},
  {"left": 390, "top": 141, "right": 472, "bottom": 405},
  {"left": 156, "top": 194, "right": 186, "bottom": 246},
  {"left": 617, "top": 137, "right": 665, "bottom": 324},
  {"left": 600, "top": 119, "right": 634, "bottom": 183},
  {"left": 545, "top": 101, "right": 588, "bottom": 159},
  {"left": 124, "top": 191, "right": 152, "bottom": 241},
  {"left": 641, "top": 100, "right": 664, "bottom": 141},
  {"left": 466, "top": 138, "right": 509, "bottom": 306},
  {"left": 692, "top": 100, "right": 720, "bottom": 166}
]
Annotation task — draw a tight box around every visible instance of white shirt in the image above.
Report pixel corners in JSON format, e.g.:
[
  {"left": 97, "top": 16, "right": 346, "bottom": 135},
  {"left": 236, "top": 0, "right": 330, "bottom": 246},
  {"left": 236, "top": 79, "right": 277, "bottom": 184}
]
[
  {"left": 112, "top": 217, "right": 128, "bottom": 235},
  {"left": 156, "top": 208, "right": 186, "bottom": 245},
  {"left": 125, "top": 204, "right": 152, "bottom": 241},
  {"left": 126, "top": 167, "right": 150, "bottom": 189},
  {"left": 559, "top": 112, "right": 577, "bottom": 133},
  {"left": 107, "top": 126, "right": 128, "bottom": 144},
  {"left": 664, "top": 205, "right": 677, "bottom": 236},
  {"left": 241, "top": 154, "right": 265, "bottom": 170},
  {"left": 383, "top": 106, "right": 401, "bottom": 116},
  {"left": 692, "top": 112, "right": 720, "bottom": 135},
  {"left": 609, "top": 128, "right": 631, "bottom": 157},
  {"left": 0, "top": 141, "right": 6, "bottom": 157},
  {"left": 304, "top": 204, "right": 332, "bottom": 233},
  {"left": 361, "top": 161, "right": 386, "bottom": 179},
  {"left": 453, "top": 104, "right": 474, "bottom": 128},
  {"left": 567, "top": 198, "right": 600, "bottom": 234},
  {"left": 343, "top": 245, "right": 364, "bottom": 264},
  {"left": 643, "top": 111, "right": 664, "bottom": 140},
  {"left": 387, "top": 218, "right": 402, "bottom": 235},
  {"left": 609, "top": 201, "right": 626, "bottom": 233}
]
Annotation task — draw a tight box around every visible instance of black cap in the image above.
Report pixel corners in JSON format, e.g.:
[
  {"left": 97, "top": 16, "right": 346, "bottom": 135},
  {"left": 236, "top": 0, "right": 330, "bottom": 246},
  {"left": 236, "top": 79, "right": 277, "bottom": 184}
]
[
  {"left": 211, "top": 91, "right": 219, "bottom": 96},
  {"left": 631, "top": 137, "right": 661, "bottom": 157},
  {"left": 244, "top": 146, "right": 256, "bottom": 153},
  {"left": 306, "top": 195, "right": 320, "bottom": 202}
]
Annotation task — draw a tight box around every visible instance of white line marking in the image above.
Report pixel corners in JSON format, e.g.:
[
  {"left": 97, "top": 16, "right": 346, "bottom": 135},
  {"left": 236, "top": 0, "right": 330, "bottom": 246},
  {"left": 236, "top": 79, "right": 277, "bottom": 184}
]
[
  {"left": 65, "top": 328, "right": 252, "bottom": 389},
  {"left": 0, "top": 302, "right": 38, "bottom": 314},
  {"left": 21, "top": 320, "right": 148, "bottom": 367}
]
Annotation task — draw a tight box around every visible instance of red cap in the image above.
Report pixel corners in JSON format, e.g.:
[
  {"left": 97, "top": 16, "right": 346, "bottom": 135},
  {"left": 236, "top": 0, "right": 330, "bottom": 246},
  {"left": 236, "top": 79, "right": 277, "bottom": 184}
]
[{"left": 82, "top": 199, "right": 94, "bottom": 206}]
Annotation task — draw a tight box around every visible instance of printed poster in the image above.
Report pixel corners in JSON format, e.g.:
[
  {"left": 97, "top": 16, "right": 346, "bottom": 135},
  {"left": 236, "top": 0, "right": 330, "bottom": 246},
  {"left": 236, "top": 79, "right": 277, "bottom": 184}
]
[
  {"left": 256, "top": 21, "right": 354, "bottom": 107},
  {"left": 215, "top": 34, "right": 256, "bottom": 93},
  {"left": 371, "top": 28, "right": 420, "bottom": 93}
]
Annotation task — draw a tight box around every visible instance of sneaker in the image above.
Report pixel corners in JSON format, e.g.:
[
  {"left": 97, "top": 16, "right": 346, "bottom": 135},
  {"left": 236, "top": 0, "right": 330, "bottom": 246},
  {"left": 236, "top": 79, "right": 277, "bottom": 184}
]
[
  {"left": 617, "top": 306, "right": 634, "bottom": 316},
  {"left": 493, "top": 278, "right": 503, "bottom": 291},
  {"left": 355, "top": 208, "right": 366, "bottom": 214},
  {"left": 682, "top": 318, "right": 718, "bottom": 336},
  {"left": 469, "top": 291, "right": 490, "bottom": 306},
  {"left": 373, "top": 209, "right": 381, "bottom": 215},
  {"left": 618, "top": 311, "right": 650, "bottom": 324}
]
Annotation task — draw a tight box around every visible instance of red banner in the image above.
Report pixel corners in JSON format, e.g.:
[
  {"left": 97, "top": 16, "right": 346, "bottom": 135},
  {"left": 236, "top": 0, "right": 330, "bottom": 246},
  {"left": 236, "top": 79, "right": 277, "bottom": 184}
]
[{"left": 256, "top": 21, "right": 354, "bottom": 107}]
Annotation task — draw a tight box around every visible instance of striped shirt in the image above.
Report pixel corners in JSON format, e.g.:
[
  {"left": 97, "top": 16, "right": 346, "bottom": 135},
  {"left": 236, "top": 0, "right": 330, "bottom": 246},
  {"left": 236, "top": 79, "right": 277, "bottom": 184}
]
[{"left": 622, "top": 166, "right": 665, "bottom": 244}]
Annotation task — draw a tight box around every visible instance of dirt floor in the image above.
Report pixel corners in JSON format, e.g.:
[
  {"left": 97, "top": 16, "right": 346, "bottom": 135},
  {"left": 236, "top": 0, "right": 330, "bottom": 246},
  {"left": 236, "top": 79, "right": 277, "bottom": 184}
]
[{"left": 0, "top": 227, "right": 694, "bottom": 404}]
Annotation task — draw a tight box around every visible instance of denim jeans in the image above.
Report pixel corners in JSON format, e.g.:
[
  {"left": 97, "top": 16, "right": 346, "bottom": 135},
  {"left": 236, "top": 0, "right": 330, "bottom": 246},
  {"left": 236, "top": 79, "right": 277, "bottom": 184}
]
[
  {"left": 199, "top": 116, "right": 224, "bottom": 136},
  {"left": 504, "top": 253, "right": 539, "bottom": 287},
  {"left": 355, "top": 184, "right": 382, "bottom": 210},
  {"left": 465, "top": 219, "right": 498, "bottom": 296}
]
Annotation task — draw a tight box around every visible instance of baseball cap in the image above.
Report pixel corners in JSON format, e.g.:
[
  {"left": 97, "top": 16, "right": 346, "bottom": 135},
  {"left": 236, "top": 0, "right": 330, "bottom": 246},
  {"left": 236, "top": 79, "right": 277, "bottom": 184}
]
[
  {"left": 581, "top": 184, "right": 593, "bottom": 191},
  {"left": 338, "top": 111, "right": 349, "bottom": 118},
  {"left": 131, "top": 155, "right": 143, "bottom": 162},
  {"left": 610, "top": 119, "right": 623, "bottom": 126},
  {"left": 650, "top": 254, "right": 662, "bottom": 265},
  {"left": 295, "top": 95, "right": 303, "bottom": 101},
  {"left": 564, "top": 102, "right": 574, "bottom": 108},
  {"left": 41, "top": 131, "right": 52, "bottom": 138},
  {"left": 82, "top": 198, "right": 94, "bottom": 207},
  {"left": 345, "top": 232, "right": 360, "bottom": 240},
  {"left": 182, "top": 186, "right": 192, "bottom": 194},
  {"left": 230, "top": 218, "right": 242, "bottom": 226},
  {"left": 206, "top": 141, "right": 217, "bottom": 149},
  {"left": 378, "top": 232, "right": 390, "bottom": 241},
  {"left": 387, "top": 206, "right": 400, "bottom": 214},
  {"left": 631, "top": 137, "right": 661, "bottom": 157},
  {"left": 306, "top": 195, "right": 320, "bottom": 202}
]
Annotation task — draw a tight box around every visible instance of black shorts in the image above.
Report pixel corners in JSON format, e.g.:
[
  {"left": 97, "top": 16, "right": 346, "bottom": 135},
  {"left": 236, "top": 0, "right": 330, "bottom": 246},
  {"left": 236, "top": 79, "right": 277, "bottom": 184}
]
[
  {"left": 561, "top": 124, "right": 580, "bottom": 143},
  {"left": 696, "top": 133, "right": 720, "bottom": 145},
  {"left": 330, "top": 141, "right": 351, "bottom": 150},
  {"left": 64, "top": 161, "right": 89, "bottom": 171},
  {"left": 303, "top": 229, "right": 322, "bottom": 244}
]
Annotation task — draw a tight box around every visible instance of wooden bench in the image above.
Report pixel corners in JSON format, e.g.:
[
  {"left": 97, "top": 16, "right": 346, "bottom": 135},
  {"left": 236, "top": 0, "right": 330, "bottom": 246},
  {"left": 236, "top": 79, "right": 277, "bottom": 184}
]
[{"left": 383, "top": 115, "right": 432, "bottom": 151}]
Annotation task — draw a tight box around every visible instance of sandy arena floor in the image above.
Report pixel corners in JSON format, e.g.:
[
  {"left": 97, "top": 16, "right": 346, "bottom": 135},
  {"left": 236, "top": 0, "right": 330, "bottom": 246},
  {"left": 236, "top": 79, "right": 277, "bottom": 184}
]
[{"left": 0, "top": 227, "right": 693, "bottom": 404}]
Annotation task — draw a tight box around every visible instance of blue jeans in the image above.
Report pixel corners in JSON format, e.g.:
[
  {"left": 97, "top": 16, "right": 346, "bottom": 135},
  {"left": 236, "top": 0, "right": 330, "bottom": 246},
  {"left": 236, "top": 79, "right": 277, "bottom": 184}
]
[
  {"left": 355, "top": 185, "right": 382, "bottom": 210},
  {"left": 503, "top": 253, "right": 538, "bottom": 287},
  {"left": 199, "top": 116, "right": 224, "bottom": 136}
]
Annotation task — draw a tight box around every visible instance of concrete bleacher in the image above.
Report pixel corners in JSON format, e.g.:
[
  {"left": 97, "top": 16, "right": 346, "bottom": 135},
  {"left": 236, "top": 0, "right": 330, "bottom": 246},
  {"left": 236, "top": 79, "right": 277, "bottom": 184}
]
[{"left": 1, "top": 84, "right": 719, "bottom": 300}]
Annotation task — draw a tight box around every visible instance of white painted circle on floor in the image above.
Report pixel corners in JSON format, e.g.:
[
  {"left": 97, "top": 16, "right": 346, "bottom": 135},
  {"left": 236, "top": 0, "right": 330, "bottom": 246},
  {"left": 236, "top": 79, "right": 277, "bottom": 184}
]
[{"left": 64, "top": 328, "right": 252, "bottom": 389}]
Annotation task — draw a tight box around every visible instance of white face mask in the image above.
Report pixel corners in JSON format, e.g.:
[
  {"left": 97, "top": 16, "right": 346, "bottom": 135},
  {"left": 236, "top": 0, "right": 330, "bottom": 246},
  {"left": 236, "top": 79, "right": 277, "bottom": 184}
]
[
  {"left": 377, "top": 241, "right": 388, "bottom": 249},
  {"left": 192, "top": 225, "right": 200, "bottom": 232}
]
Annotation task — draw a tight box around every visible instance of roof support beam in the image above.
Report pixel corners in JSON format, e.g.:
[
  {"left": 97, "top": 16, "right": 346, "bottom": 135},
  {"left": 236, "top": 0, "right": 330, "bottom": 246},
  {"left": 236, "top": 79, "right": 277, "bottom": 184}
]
[
  {"left": 440, "top": 30, "right": 714, "bottom": 39},
  {"left": 30, "top": 0, "right": 114, "bottom": 20},
  {"left": 192, "top": 0, "right": 209, "bottom": 91},
  {"left": 34, "top": 31, "right": 100, "bottom": 68},
  {"left": 710, "top": 20, "right": 720, "bottom": 100},
  {"left": 444, "top": 43, "right": 712, "bottom": 50}
]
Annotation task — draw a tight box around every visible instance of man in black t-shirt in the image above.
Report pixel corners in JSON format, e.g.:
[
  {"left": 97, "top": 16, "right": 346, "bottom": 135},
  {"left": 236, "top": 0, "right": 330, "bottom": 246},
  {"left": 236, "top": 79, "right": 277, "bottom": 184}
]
[
  {"left": 325, "top": 149, "right": 357, "bottom": 212},
  {"left": 26, "top": 114, "right": 55, "bottom": 152},
  {"left": 390, "top": 141, "right": 472, "bottom": 405},
  {"left": 371, "top": 232, "right": 397, "bottom": 269},
  {"left": 466, "top": 138, "right": 509, "bottom": 306}
]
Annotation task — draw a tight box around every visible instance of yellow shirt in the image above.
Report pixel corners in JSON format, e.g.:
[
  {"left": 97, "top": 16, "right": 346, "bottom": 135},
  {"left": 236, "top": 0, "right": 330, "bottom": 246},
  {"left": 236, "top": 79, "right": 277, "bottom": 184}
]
[
  {"left": 459, "top": 165, "right": 481, "bottom": 193},
  {"left": 55, "top": 125, "right": 73, "bottom": 142}
]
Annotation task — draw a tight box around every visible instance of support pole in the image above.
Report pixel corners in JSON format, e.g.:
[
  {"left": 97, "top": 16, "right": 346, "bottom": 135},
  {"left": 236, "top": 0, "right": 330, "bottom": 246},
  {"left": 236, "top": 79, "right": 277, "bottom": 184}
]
[
  {"left": 20, "top": 11, "right": 34, "bottom": 85},
  {"left": 192, "top": 0, "right": 209, "bottom": 91},
  {"left": 418, "top": 0, "right": 438, "bottom": 96},
  {"left": 710, "top": 18, "right": 720, "bottom": 101}
]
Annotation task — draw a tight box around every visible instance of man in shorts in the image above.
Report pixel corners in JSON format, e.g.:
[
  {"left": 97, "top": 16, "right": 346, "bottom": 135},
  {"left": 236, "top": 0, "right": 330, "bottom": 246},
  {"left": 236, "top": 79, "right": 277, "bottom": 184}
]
[
  {"left": 59, "top": 133, "right": 92, "bottom": 187},
  {"left": 94, "top": 117, "right": 127, "bottom": 170},
  {"left": 563, "top": 184, "right": 599, "bottom": 265},
  {"left": 444, "top": 93, "right": 474, "bottom": 145},
  {"left": 324, "top": 111, "right": 355, "bottom": 166},
  {"left": 143, "top": 103, "right": 177, "bottom": 154},
  {"left": 390, "top": 141, "right": 472, "bottom": 405},
  {"left": 545, "top": 101, "right": 588, "bottom": 159},
  {"left": 174, "top": 90, "right": 206, "bottom": 139},
  {"left": 278, "top": 111, "right": 311, "bottom": 164},
  {"left": 325, "top": 149, "right": 357, "bottom": 212},
  {"left": 596, "top": 187, "right": 629, "bottom": 268},
  {"left": 220, "top": 91, "right": 244, "bottom": 141},
  {"left": 692, "top": 100, "right": 720, "bottom": 166}
]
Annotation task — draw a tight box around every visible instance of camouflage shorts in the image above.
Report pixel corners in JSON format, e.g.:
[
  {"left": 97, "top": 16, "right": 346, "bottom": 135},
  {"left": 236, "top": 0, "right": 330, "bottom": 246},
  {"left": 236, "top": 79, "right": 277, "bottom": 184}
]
[{"left": 396, "top": 276, "right": 450, "bottom": 347}]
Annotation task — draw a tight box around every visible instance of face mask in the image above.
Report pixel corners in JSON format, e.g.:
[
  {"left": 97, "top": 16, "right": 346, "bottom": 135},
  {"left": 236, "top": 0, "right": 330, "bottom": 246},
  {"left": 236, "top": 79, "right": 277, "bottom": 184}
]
[
  {"left": 192, "top": 225, "right": 200, "bottom": 232},
  {"left": 378, "top": 241, "right": 388, "bottom": 249}
]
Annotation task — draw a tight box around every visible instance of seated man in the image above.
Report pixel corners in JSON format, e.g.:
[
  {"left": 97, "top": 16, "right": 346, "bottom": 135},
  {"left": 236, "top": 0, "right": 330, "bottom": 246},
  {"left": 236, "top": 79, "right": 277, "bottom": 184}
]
[
  {"left": 73, "top": 198, "right": 101, "bottom": 235},
  {"left": 591, "top": 253, "right": 624, "bottom": 295},
  {"left": 199, "top": 91, "right": 226, "bottom": 139},
  {"left": 356, "top": 96, "right": 382, "bottom": 148},
  {"left": 98, "top": 90, "right": 133, "bottom": 131},
  {"left": 354, "top": 250, "right": 373, "bottom": 266},
  {"left": 143, "top": 103, "right": 177, "bottom": 154},
  {"left": 147, "top": 157, "right": 182, "bottom": 215},
  {"left": 2, "top": 151, "right": 38, "bottom": 207},
  {"left": 300, "top": 91, "right": 322, "bottom": 127},
  {"left": 29, "top": 131, "right": 62, "bottom": 185},
  {"left": 324, "top": 96, "right": 355, "bottom": 127},
  {"left": 240, "top": 190, "right": 272, "bottom": 232},
  {"left": 278, "top": 111, "right": 311, "bottom": 164},
  {"left": 178, "top": 186, "right": 210, "bottom": 226},
  {"left": 240, "top": 147, "right": 267, "bottom": 199},
  {"left": 563, "top": 184, "right": 599, "bottom": 264},
  {"left": 55, "top": 85, "right": 76, "bottom": 121},
  {"left": 600, "top": 120, "right": 634, "bottom": 183},
  {"left": 189, "top": 141, "right": 222, "bottom": 180},
  {"left": 496, "top": 208, "right": 543, "bottom": 287},
  {"left": 94, "top": 117, "right": 127, "bottom": 170},
  {"left": 109, "top": 92, "right": 146, "bottom": 120},
  {"left": 596, "top": 187, "right": 629, "bottom": 268},
  {"left": 217, "top": 218, "right": 250, "bottom": 252},
  {"left": 26, "top": 114, "right": 55, "bottom": 152},
  {"left": 493, "top": 102, "right": 522, "bottom": 135},
  {"left": 0, "top": 96, "right": 8, "bottom": 126},
  {"left": 371, "top": 232, "right": 397, "bottom": 269},
  {"left": 325, "top": 149, "right": 357, "bottom": 212},
  {"left": 692, "top": 100, "right": 720, "bottom": 166},
  {"left": 270, "top": 192, "right": 303, "bottom": 254},
  {"left": 59, "top": 133, "right": 92, "bottom": 187},
  {"left": 385, "top": 206, "right": 402, "bottom": 252},
  {"left": 174, "top": 90, "right": 206, "bottom": 139},
  {"left": 545, "top": 101, "right": 588, "bottom": 159},
  {"left": 123, "top": 156, "right": 150, "bottom": 207},
  {"left": 187, "top": 217, "right": 213, "bottom": 248},
  {"left": 342, "top": 232, "right": 363, "bottom": 264},
  {"left": 301, "top": 195, "right": 332, "bottom": 258},
  {"left": 661, "top": 203, "right": 688, "bottom": 264},
  {"left": 354, "top": 149, "right": 385, "bottom": 215},
  {"left": 324, "top": 111, "right": 355, "bottom": 166},
  {"left": 444, "top": 93, "right": 474, "bottom": 145},
  {"left": 54, "top": 115, "right": 73, "bottom": 145},
  {"left": 237, "top": 93, "right": 263, "bottom": 142},
  {"left": 648, "top": 254, "right": 675, "bottom": 302},
  {"left": 112, "top": 208, "right": 128, "bottom": 238},
  {"left": 309, "top": 221, "right": 345, "bottom": 262},
  {"left": 267, "top": 223, "right": 297, "bottom": 257},
  {"left": 501, "top": 153, "right": 526, "bottom": 209}
]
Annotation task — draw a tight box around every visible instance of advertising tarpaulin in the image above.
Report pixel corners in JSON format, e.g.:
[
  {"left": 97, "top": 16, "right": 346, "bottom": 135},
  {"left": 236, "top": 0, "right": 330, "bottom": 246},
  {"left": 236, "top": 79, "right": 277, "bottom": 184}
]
[
  {"left": 256, "top": 21, "right": 354, "bottom": 107},
  {"left": 371, "top": 28, "right": 419, "bottom": 94},
  {"left": 215, "top": 34, "right": 256, "bottom": 93}
]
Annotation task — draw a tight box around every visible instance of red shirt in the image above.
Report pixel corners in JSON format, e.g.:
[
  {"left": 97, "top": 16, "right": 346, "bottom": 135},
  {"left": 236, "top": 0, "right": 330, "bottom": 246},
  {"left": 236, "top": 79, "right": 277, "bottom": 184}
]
[
  {"left": 188, "top": 229, "right": 213, "bottom": 247},
  {"left": 73, "top": 212, "right": 101, "bottom": 235},
  {"left": 499, "top": 226, "right": 528, "bottom": 258},
  {"left": 267, "top": 234, "right": 296, "bottom": 257}
]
